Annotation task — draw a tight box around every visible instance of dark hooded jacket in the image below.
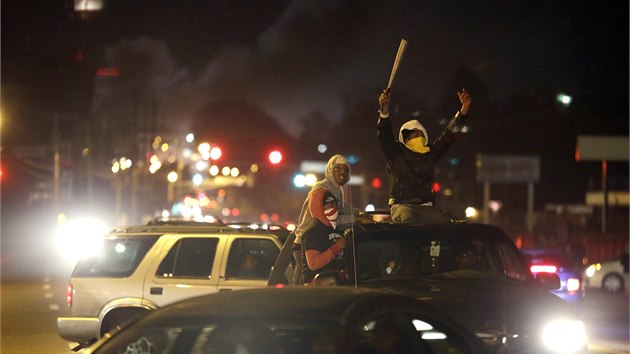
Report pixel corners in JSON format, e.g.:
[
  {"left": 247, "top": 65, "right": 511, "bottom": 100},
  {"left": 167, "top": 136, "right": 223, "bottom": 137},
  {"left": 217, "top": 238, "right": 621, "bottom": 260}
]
[{"left": 377, "top": 113, "right": 467, "bottom": 206}]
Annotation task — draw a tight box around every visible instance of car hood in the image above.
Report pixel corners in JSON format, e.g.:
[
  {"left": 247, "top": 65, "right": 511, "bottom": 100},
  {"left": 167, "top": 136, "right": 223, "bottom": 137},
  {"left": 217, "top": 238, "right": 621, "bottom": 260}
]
[{"left": 359, "top": 269, "right": 578, "bottom": 323}]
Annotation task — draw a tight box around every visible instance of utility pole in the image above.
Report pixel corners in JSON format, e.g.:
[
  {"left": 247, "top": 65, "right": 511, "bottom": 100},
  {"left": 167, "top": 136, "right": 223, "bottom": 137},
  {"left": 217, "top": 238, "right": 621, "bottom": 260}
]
[
  {"left": 53, "top": 114, "right": 61, "bottom": 218},
  {"left": 85, "top": 116, "right": 94, "bottom": 208}
]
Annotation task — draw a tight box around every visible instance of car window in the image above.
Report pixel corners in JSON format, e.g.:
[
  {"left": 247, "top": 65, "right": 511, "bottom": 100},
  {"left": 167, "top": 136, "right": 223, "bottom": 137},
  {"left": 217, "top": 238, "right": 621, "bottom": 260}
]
[
  {"left": 357, "top": 317, "right": 420, "bottom": 354},
  {"left": 355, "top": 233, "right": 504, "bottom": 281},
  {"left": 494, "top": 241, "right": 529, "bottom": 281},
  {"left": 72, "top": 236, "right": 158, "bottom": 277},
  {"left": 156, "top": 238, "right": 218, "bottom": 278},
  {"left": 357, "top": 314, "right": 473, "bottom": 354},
  {"left": 407, "top": 315, "right": 471, "bottom": 354},
  {"left": 225, "top": 238, "right": 280, "bottom": 280},
  {"left": 101, "top": 320, "right": 337, "bottom": 354}
]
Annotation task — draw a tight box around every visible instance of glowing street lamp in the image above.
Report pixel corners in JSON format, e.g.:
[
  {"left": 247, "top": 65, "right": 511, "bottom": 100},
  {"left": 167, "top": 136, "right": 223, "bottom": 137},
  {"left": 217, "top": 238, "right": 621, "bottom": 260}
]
[{"left": 167, "top": 171, "right": 178, "bottom": 183}]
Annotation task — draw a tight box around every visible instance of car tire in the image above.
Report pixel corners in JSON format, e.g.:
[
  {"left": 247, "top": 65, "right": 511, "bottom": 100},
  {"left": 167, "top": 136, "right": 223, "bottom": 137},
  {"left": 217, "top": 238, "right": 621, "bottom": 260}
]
[
  {"left": 602, "top": 273, "right": 624, "bottom": 293},
  {"left": 101, "top": 308, "right": 149, "bottom": 337}
]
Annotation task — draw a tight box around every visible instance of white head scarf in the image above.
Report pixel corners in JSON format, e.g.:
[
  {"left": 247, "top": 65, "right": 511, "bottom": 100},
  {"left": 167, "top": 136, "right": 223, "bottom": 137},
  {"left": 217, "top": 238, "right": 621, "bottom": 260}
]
[{"left": 398, "top": 120, "right": 429, "bottom": 144}]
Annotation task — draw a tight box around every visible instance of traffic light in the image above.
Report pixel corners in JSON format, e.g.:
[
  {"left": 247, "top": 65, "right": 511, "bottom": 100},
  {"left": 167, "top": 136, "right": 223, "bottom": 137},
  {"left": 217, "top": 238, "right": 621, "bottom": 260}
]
[
  {"left": 268, "top": 150, "right": 283, "bottom": 165},
  {"left": 210, "top": 146, "right": 222, "bottom": 161},
  {"left": 371, "top": 177, "right": 382, "bottom": 189},
  {"left": 432, "top": 182, "right": 441, "bottom": 193}
]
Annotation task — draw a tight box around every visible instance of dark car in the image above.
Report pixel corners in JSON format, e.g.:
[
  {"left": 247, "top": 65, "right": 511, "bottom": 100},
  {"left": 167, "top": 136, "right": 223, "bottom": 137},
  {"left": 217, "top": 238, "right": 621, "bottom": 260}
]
[
  {"left": 81, "top": 287, "right": 488, "bottom": 354},
  {"left": 521, "top": 248, "right": 585, "bottom": 306},
  {"left": 269, "top": 222, "right": 587, "bottom": 354}
]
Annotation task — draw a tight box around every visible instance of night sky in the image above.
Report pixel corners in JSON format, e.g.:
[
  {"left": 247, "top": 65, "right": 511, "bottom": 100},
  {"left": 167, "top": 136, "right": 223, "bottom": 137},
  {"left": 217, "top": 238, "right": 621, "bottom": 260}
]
[{"left": 2, "top": 0, "right": 629, "bottom": 210}]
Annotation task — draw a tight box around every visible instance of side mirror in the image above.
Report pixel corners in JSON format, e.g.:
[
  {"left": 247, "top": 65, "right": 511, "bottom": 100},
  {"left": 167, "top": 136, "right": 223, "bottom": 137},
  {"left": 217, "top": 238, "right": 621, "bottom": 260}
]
[{"left": 535, "top": 272, "right": 561, "bottom": 291}]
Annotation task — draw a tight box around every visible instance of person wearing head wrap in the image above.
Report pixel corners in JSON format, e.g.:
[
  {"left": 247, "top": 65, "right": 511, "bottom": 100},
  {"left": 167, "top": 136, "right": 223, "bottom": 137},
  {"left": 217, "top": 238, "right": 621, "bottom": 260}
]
[
  {"left": 377, "top": 88, "right": 472, "bottom": 223},
  {"left": 290, "top": 154, "right": 352, "bottom": 283},
  {"left": 301, "top": 190, "right": 346, "bottom": 284}
]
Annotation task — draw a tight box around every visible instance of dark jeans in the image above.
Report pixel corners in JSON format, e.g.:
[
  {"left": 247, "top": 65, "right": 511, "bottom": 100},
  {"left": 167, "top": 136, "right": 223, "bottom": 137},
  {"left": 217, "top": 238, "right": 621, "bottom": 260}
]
[{"left": 390, "top": 204, "right": 454, "bottom": 224}]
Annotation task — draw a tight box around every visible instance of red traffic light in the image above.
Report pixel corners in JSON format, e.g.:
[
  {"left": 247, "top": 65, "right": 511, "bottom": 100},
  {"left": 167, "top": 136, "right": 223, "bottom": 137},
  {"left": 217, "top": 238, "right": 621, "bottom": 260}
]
[
  {"left": 432, "top": 182, "right": 441, "bottom": 193},
  {"left": 371, "top": 177, "right": 382, "bottom": 189},
  {"left": 210, "top": 146, "right": 222, "bottom": 160},
  {"left": 268, "top": 150, "right": 283, "bottom": 164}
]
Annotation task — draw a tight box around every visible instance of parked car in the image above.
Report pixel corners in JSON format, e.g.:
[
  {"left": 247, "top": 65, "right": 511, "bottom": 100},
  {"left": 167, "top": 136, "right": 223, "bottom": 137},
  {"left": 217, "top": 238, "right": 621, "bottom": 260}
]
[
  {"left": 225, "top": 221, "right": 291, "bottom": 245},
  {"left": 583, "top": 254, "right": 629, "bottom": 293},
  {"left": 57, "top": 221, "right": 283, "bottom": 349},
  {"left": 269, "top": 222, "right": 587, "bottom": 354},
  {"left": 82, "top": 286, "right": 489, "bottom": 354},
  {"left": 520, "top": 248, "right": 584, "bottom": 306}
]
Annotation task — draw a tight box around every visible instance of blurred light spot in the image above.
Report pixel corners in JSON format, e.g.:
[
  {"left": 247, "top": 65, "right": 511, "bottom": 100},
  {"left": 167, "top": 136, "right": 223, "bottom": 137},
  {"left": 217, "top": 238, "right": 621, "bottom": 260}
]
[
  {"left": 293, "top": 174, "right": 306, "bottom": 188},
  {"left": 167, "top": 171, "right": 178, "bottom": 183},
  {"left": 346, "top": 155, "right": 358, "bottom": 164},
  {"left": 305, "top": 173, "right": 317, "bottom": 186},
  {"left": 192, "top": 173, "right": 203, "bottom": 186},
  {"left": 198, "top": 142, "right": 210, "bottom": 154},
  {"left": 210, "top": 146, "right": 222, "bottom": 160}
]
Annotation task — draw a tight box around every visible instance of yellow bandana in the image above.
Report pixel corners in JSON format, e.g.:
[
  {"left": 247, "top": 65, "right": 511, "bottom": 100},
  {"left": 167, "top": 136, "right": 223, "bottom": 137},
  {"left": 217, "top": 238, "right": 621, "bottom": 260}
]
[{"left": 406, "top": 137, "right": 430, "bottom": 154}]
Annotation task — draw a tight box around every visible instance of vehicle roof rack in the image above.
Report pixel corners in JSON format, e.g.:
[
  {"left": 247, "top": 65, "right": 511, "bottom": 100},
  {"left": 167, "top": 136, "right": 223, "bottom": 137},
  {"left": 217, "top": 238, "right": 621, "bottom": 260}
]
[{"left": 109, "top": 220, "right": 281, "bottom": 235}]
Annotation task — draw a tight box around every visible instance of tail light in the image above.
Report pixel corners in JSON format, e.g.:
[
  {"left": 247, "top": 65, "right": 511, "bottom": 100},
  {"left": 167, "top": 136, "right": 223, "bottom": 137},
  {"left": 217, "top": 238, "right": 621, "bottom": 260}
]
[
  {"left": 566, "top": 278, "right": 580, "bottom": 292},
  {"left": 66, "top": 283, "right": 73, "bottom": 308},
  {"left": 530, "top": 265, "right": 557, "bottom": 274}
]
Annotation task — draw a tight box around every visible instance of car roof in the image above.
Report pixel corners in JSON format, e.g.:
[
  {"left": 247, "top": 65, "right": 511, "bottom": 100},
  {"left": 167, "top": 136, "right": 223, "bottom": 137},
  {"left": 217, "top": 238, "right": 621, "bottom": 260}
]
[
  {"left": 138, "top": 287, "right": 436, "bottom": 323},
  {"left": 348, "top": 221, "right": 510, "bottom": 240},
  {"left": 105, "top": 221, "right": 282, "bottom": 237}
]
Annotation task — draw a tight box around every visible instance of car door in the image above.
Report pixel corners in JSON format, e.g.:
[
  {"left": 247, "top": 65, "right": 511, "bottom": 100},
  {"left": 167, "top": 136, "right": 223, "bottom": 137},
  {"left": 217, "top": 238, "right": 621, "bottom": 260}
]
[
  {"left": 217, "top": 235, "right": 281, "bottom": 292},
  {"left": 143, "top": 234, "right": 226, "bottom": 308}
]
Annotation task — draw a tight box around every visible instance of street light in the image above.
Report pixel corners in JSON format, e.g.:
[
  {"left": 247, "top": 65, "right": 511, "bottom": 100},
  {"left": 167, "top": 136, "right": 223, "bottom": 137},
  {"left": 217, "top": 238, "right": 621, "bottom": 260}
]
[
  {"left": 166, "top": 171, "right": 178, "bottom": 203},
  {"left": 167, "top": 171, "right": 178, "bottom": 183}
]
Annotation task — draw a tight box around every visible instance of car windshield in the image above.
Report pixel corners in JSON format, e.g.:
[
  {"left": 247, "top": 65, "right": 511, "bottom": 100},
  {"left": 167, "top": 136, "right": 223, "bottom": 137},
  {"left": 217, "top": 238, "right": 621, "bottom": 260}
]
[
  {"left": 73, "top": 236, "right": 159, "bottom": 277},
  {"left": 354, "top": 229, "right": 531, "bottom": 283}
]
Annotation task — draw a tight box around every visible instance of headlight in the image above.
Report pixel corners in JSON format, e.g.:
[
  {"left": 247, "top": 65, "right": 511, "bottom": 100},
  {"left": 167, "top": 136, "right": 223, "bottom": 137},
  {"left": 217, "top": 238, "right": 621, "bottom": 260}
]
[
  {"left": 584, "top": 263, "right": 602, "bottom": 278},
  {"left": 585, "top": 264, "right": 598, "bottom": 278},
  {"left": 541, "top": 319, "right": 586, "bottom": 353},
  {"left": 55, "top": 216, "right": 108, "bottom": 264}
]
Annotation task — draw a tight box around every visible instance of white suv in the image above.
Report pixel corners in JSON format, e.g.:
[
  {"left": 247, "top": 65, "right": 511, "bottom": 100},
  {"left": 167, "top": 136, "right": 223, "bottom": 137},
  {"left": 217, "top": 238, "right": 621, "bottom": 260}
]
[{"left": 57, "top": 222, "right": 283, "bottom": 348}]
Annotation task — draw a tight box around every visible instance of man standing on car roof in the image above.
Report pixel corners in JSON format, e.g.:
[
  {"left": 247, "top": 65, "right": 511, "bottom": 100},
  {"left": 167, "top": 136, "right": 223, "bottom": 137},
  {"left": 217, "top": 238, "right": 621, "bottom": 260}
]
[{"left": 377, "top": 88, "right": 472, "bottom": 224}]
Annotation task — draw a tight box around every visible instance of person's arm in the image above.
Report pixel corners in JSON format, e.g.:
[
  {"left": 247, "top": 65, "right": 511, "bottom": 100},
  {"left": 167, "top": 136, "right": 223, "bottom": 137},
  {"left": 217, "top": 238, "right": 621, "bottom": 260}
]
[
  {"left": 376, "top": 89, "right": 400, "bottom": 161},
  {"left": 305, "top": 238, "right": 346, "bottom": 271},
  {"left": 433, "top": 89, "right": 472, "bottom": 155},
  {"left": 446, "top": 89, "right": 471, "bottom": 132},
  {"left": 294, "top": 197, "right": 313, "bottom": 240}
]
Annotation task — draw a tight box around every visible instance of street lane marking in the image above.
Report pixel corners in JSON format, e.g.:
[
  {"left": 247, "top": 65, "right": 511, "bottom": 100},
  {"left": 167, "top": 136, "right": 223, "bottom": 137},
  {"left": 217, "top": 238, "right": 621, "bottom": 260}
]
[
  {"left": 45, "top": 292, "right": 53, "bottom": 299},
  {"left": 49, "top": 304, "right": 60, "bottom": 311}
]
